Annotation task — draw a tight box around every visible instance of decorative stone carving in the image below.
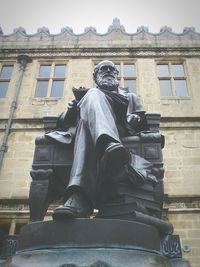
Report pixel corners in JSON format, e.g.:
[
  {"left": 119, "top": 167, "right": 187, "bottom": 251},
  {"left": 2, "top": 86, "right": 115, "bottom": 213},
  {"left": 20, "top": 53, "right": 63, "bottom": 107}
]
[
  {"left": 2, "top": 48, "right": 200, "bottom": 60},
  {"left": 183, "top": 27, "right": 196, "bottom": 33},
  {"left": 84, "top": 27, "right": 97, "bottom": 33},
  {"left": 1, "top": 235, "right": 19, "bottom": 259},
  {"left": 160, "top": 26, "right": 172, "bottom": 33},
  {"left": 0, "top": 25, "right": 3, "bottom": 35},
  {"left": 13, "top": 27, "right": 26, "bottom": 34},
  {"left": 107, "top": 18, "right": 126, "bottom": 32},
  {"left": 61, "top": 27, "right": 73, "bottom": 34},
  {"left": 137, "top": 26, "right": 149, "bottom": 33},
  {"left": 0, "top": 20, "right": 199, "bottom": 38},
  {"left": 37, "top": 27, "right": 50, "bottom": 34},
  {"left": 161, "top": 235, "right": 182, "bottom": 259}
]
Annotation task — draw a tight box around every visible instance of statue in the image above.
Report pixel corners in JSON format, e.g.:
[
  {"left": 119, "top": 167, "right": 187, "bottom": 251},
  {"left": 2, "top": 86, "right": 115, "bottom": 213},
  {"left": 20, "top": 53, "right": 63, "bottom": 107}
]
[
  {"left": 16, "top": 60, "right": 190, "bottom": 267},
  {"left": 50, "top": 60, "right": 156, "bottom": 220}
]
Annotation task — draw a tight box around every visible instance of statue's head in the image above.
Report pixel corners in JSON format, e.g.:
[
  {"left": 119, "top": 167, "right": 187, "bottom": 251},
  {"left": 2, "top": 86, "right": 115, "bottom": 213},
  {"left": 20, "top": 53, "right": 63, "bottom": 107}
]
[{"left": 93, "top": 60, "right": 119, "bottom": 91}]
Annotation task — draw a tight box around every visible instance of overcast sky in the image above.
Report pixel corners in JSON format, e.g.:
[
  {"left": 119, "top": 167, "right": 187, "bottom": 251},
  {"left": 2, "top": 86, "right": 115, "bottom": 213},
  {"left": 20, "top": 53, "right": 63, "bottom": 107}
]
[{"left": 0, "top": 0, "right": 200, "bottom": 34}]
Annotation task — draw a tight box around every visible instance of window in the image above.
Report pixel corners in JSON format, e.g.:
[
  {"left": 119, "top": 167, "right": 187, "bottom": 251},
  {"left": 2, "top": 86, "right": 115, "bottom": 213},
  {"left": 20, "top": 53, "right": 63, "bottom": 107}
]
[
  {"left": 116, "top": 63, "right": 137, "bottom": 93},
  {"left": 0, "top": 65, "right": 13, "bottom": 98},
  {"left": 35, "top": 64, "right": 67, "bottom": 98},
  {"left": 157, "top": 63, "right": 188, "bottom": 97}
]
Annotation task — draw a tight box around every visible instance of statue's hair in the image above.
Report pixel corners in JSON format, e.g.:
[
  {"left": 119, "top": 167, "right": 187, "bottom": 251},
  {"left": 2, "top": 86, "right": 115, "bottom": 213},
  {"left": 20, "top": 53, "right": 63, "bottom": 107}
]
[{"left": 93, "top": 60, "right": 119, "bottom": 79}]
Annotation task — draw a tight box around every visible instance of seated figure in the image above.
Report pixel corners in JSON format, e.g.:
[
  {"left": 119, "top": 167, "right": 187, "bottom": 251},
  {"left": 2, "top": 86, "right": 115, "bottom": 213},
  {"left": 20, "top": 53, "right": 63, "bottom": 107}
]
[
  {"left": 27, "top": 60, "right": 185, "bottom": 266},
  {"left": 48, "top": 60, "right": 159, "bottom": 220}
]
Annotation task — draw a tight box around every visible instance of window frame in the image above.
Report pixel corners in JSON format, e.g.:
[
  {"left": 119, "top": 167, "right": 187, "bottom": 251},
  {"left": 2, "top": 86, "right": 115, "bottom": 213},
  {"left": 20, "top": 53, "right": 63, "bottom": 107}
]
[
  {"left": 156, "top": 61, "right": 189, "bottom": 98},
  {"left": 35, "top": 62, "right": 67, "bottom": 98},
  {"left": 0, "top": 64, "right": 14, "bottom": 98},
  {"left": 116, "top": 61, "right": 137, "bottom": 94}
]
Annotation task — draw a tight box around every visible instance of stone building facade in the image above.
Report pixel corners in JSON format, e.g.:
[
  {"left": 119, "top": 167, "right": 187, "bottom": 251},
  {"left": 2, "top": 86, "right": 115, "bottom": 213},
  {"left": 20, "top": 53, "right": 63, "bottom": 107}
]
[{"left": 0, "top": 19, "right": 200, "bottom": 266}]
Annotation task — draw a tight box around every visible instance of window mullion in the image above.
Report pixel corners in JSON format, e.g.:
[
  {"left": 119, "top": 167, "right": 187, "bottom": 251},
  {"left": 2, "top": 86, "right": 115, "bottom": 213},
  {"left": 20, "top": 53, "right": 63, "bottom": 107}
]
[
  {"left": 120, "top": 61, "right": 123, "bottom": 77},
  {"left": 48, "top": 79, "right": 53, "bottom": 97},
  {"left": 48, "top": 64, "right": 55, "bottom": 97},
  {"left": 134, "top": 61, "right": 137, "bottom": 79},
  {"left": 169, "top": 62, "right": 176, "bottom": 96}
]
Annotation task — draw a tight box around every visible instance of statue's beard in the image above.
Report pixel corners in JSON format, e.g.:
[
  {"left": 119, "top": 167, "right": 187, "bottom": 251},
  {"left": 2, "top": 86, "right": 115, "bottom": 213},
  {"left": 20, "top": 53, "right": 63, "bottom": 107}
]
[{"left": 95, "top": 76, "right": 119, "bottom": 91}]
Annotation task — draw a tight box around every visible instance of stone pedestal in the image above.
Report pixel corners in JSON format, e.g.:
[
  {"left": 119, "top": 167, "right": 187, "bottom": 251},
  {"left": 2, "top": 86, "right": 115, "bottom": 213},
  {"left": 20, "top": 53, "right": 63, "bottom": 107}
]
[{"left": 9, "top": 219, "right": 191, "bottom": 267}]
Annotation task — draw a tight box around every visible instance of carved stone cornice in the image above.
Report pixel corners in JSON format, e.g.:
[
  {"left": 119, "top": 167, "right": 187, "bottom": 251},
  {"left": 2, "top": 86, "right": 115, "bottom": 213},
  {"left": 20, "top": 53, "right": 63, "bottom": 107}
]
[
  {"left": 160, "top": 117, "right": 200, "bottom": 128},
  {"left": 0, "top": 196, "right": 200, "bottom": 214},
  {"left": 1, "top": 47, "right": 200, "bottom": 59}
]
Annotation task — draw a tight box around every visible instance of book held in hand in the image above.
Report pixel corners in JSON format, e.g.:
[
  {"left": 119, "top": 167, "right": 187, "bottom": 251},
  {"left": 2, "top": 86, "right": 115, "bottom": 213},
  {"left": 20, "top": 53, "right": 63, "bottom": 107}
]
[{"left": 72, "top": 87, "right": 89, "bottom": 101}]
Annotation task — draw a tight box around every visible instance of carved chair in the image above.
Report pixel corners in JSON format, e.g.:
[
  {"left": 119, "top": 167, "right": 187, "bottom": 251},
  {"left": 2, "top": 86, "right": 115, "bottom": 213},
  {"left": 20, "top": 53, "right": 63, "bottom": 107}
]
[{"left": 29, "top": 112, "right": 164, "bottom": 222}]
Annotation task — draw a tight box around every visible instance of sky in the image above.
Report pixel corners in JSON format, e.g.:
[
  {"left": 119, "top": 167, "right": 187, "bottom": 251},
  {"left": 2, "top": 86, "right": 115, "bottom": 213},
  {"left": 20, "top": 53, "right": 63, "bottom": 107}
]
[{"left": 0, "top": 0, "right": 200, "bottom": 35}]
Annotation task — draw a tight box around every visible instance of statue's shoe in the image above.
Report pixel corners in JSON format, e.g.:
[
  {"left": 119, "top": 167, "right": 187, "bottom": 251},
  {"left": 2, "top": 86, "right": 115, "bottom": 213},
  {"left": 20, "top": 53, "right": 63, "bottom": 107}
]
[
  {"left": 100, "top": 142, "right": 130, "bottom": 173},
  {"left": 52, "top": 192, "right": 92, "bottom": 220}
]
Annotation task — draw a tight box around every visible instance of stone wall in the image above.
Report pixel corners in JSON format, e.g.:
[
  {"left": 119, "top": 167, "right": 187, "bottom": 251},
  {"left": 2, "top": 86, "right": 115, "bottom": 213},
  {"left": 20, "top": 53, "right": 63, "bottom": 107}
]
[
  {"left": 163, "top": 127, "right": 200, "bottom": 196},
  {"left": 0, "top": 129, "right": 40, "bottom": 199},
  {"left": 168, "top": 212, "right": 200, "bottom": 267}
]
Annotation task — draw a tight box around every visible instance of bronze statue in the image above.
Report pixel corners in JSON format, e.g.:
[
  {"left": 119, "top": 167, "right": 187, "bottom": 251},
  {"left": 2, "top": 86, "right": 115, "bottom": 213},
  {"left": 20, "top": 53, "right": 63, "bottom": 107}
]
[
  {"left": 51, "top": 60, "right": 153, "bottom": 220},
  {"left": 19, "top": 60, "right": 186, "bottom": 266}
]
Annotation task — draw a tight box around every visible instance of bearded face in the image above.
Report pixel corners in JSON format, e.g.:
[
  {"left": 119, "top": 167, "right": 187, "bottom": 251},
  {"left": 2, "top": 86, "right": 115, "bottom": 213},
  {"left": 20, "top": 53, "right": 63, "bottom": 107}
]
[{"left": 95, "top": 65, "right": 119, "bottom": 91}]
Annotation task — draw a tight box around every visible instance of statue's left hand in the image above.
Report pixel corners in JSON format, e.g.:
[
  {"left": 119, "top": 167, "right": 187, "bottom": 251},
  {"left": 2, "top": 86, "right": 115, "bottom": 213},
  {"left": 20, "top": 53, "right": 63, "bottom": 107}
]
[{"left": 127, "top": 114, "right": 141, "bottom": 128}]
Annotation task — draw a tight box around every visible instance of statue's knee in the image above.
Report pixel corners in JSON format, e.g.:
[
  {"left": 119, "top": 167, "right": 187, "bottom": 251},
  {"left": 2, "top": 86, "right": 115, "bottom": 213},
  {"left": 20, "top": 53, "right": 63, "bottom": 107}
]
[{"left": 80, "top": 88, "right": 107, "bottom": 108}]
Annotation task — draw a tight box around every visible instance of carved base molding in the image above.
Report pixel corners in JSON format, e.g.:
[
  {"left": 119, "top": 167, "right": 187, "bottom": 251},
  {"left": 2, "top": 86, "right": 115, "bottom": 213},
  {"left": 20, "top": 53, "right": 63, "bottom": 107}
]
[
  {"left": 1, "top": 196, "right": 200, "bottom": 214},
  {"left": 164, "top": 195, "right": 200, "bottom": 211},
  {"left": 7, "top": 219, "right": 191, "bottom": 267}
]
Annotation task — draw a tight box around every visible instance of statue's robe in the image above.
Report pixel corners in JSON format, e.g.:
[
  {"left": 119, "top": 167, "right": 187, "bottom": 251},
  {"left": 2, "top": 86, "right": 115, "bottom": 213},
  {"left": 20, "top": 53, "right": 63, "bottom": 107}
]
[{"left": 46, "top": 88, "right": 152, "bottom": 206}]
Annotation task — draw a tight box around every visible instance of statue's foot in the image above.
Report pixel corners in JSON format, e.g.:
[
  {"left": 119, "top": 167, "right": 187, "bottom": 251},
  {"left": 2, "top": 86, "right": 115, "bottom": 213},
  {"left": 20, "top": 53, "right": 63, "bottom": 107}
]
[
  {"left": 52, "top": 192, "right": 92, "bottom": 220},
  {"left": 101, "top": 142, "right": 130, "bottom": 173}
]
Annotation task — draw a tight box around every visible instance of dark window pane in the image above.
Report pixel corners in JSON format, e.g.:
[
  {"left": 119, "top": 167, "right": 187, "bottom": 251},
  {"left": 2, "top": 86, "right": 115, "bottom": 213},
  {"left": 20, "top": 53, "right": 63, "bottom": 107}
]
[
  {"left": 159, "top": 80, "right": 172, "bottom": 96},
  {"left": 172, "top": 64, "right": 185, "bottom": 77},
  {"left": 0, "top": 66, "right": 13, "bottom": 78},
  {"left": 157, "top": 65, "right": 169, "bottom": 77},
  {"left": 51, "top": 80, "right": 64, "bottom": 97},
  {"left": 0, "top": 81, "right": 9, "bottom": 98},
  {"left": 175, "top": 80, "right": 188, "bottom": 96},
  {"left": 35, "top": 81, "right": 48, "bottom": 97},
  {"left": 124, "top": 79, "right": 136, "bottom": 93},
  {"left": 39, "top": 65, "right": 51, "bottom": 78},
  {"left": 54, "top": 65, "right": 66, "bottom": 77},
  {"left": 124, "top": 64, "right": 135, "bottom": 77}
]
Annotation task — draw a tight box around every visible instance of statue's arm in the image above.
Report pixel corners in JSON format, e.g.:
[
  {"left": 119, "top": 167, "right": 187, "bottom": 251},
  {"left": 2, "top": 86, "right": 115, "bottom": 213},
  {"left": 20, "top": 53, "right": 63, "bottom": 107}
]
[
  {"left": 56, "top": 99, "right": 78, "bottom": 129},
  {"left": 127, "top": 93, "right": 144, "bottom": 113},
  {"left": 126, "top": 93, "right": 145, "bottom": 128}
]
